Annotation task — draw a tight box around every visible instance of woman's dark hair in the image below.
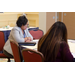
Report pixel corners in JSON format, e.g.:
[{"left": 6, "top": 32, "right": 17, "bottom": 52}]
[
  {"left": 38, "top": 21, "right": 68, "bottom": 62},
  {"left": 16, "top": 15, "right": 28, "bottom": 27}
]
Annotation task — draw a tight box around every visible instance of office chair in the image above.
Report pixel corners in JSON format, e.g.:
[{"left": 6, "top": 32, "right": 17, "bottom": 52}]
[
  {"left": 0, "top": 31, "right": 12, "bottom": 62},
  {"left": 22, "top": 49, "right": 44, "bottom": 62},
  {"left": 10, "top": 40, "right": 22, "bottom": 62},
  {"left": 29, "top": 29, "right": 44, "bottom": 39}
]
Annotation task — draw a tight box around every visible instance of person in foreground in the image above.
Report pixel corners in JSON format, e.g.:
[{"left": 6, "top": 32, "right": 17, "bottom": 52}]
[
  {"left": 38, "top": 21, "right": 75, "bottom": 62},
  {"left": 3, "top": 15, "right": 33, "bottom": 57}
]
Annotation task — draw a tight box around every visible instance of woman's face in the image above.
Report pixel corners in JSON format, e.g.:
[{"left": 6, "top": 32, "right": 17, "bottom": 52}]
[{"left": 21, "top": 22, "right": 29, "bottom": 30}]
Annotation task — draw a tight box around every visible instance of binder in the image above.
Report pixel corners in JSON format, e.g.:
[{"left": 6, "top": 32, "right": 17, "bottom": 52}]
[{"left": 18, "top": 42, "right": 36, "bottom": 46}]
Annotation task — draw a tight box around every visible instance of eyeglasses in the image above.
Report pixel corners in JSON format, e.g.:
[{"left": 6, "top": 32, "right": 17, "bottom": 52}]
[{"left": 25, "top": 24, "right": 29, "bottom": 27}]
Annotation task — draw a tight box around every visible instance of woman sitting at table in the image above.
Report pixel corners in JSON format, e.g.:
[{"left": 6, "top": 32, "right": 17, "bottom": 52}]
[
  {"left": 3, "top": 15, "right": 33, "bottom": 57},
  {"left": 38, "top": 21, "right": 75, "bottom": 62}
]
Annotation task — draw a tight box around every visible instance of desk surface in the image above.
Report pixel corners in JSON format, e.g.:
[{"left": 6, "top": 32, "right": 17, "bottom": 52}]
[
  {"left": 68, "top": 40, "right": 75, "bottom": 53},
  {"left": 0, "top": 27, "right": 13, "bottom": 31}
]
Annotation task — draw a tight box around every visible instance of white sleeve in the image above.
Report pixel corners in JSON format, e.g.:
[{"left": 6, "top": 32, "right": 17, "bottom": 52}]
[
  {"left": 11, "top": 29, "right": 25, "bottom": 43},
  {"left": 26, "top": 28, "right": 33, "bottom": 40}
]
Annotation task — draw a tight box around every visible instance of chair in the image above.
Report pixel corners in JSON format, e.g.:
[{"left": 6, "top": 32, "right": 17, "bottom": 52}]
[
  {"left": 29, "top": 29, "right": 44, "bottom": 39},
  {"left": 3, "top": 30, "right": 11, "bottom": 42},
  {"left": 22, "top": 49, "right": 44, "bottom": 62},
  {"left": 10, "top": 40, "right": 22, "bottom": 62},
  {"left": 28, "top": 27, "right": 39, "bottom": 31},
  {"left": 0, "top": 31, "right": 12, "bottom": 62}
]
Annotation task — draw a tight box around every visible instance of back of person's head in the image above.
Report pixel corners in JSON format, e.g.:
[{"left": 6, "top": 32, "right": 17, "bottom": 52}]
[
  {"left": 16, "top": 15, "right": 28, "bottom": 27},
  {"left": 38, "top": 21, "right": 68, "bottom": 62}
]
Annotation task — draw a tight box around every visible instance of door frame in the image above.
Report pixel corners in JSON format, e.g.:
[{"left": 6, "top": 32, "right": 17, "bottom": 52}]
[
  {"left": 61, "top": 12, "right": 63, "bottom": 22},
  {"left": 55, "top": 12, "right": 57, "bottom": 22}
]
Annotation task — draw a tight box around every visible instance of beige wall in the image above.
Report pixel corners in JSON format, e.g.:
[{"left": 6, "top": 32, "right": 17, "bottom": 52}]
[
  {"left": 0, "top": 12, "right": 58, "bottom": 35},
  {"left": 39, "top": 12, "right": 57, "bottom": 34},
  {"left": 46, "top": 12, "right": 56, "bottom": 32},
  {"left": 0, "top": 13, "right": 17, "bottom": 27},
  {"left": 39, "top": 12, "right": 46, "bottom": 34},
  {"left": 0, "top": 12, "right": 39, "bottom": 28}
]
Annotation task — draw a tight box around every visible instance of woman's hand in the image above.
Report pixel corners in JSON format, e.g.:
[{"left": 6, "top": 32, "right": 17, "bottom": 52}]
[
  {"left": 24, "top": 37, "right": 28, "bottom": 41},
  {"left": 25, "top": 40, "right": 31, "bottom": 42},
  {"left": 24, "top": 37, "right": 32, "bottom": 42},
  {"left": 27, "top": 37, "right": 32, "bottom": 41}
]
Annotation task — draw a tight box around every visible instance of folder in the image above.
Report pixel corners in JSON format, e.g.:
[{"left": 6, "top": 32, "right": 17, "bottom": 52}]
[{"left": 18, "top": 42, "right": 36, "bottom": 46}]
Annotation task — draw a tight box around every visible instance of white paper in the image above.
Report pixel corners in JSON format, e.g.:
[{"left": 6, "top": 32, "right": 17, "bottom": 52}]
[
  {"left": 72, "top": 52, "right": 75, "bottom": 58},
  {"left": 22, "top": 44, "right": 37, "bottom": 51},
  {"left": 30, "top": 39, "right": 39, "bottom": 44},
  {"left": 68, "top": 39, "right": 75, "bottom": 43}
]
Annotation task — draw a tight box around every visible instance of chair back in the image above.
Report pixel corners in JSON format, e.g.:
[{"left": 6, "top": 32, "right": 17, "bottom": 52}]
[
  {"left": 22, "top": 49, "right": 44, "bottom": 62},
  {"left": 0, "top": 31, "right": 5, "bottom": 51},
  {"left": 10, "top": 40, "right": 21, "bottom": 62},
  {"left": 29, "top": 29, "right": 44, "bottom": 39}
]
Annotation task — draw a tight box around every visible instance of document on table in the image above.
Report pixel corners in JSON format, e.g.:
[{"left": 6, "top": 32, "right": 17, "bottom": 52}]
[
  {"left": 21, "top": 40, "right": 39, "bottom": 50},
  {"left": 22, "top": 44, "right": 37, "bottom": 51},
  {"left": 30, "top": 39, "right": 39, "bottom": 44}
]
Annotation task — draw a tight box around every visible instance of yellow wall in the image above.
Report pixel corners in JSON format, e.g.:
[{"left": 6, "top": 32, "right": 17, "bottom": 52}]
[
  {"left": 39, "top": 12, "right": 46, "bottom": 34},
  {"left": 27, "top": 14, "right": 39, "bottom": 27},
  {"left": 0, "top": 12, "right": 39, "bottom": 28}
]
